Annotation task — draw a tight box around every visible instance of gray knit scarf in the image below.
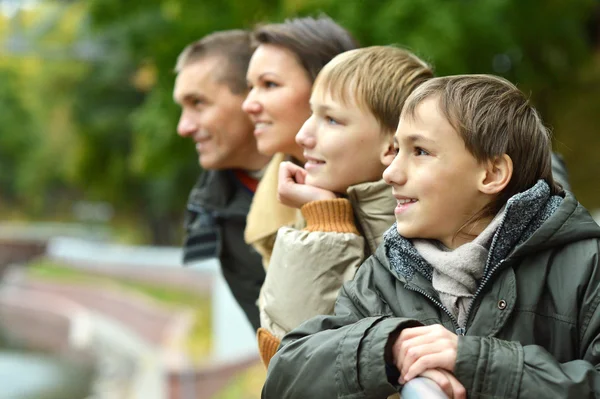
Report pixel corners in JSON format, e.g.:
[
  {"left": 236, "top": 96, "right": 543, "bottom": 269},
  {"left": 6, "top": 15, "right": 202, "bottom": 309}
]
[{"left": 384, "top": 180, "right": 563, "bottom": 328}]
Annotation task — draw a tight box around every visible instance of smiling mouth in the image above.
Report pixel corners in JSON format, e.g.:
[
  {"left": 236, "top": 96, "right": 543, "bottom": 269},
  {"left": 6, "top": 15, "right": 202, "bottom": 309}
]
[{"left": 396, "top": 198, "right": 417, "bottom": 205}]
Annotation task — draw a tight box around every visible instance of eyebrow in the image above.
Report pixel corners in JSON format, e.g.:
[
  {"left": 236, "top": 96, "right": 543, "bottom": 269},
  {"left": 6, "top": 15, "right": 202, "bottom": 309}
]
[
  {"left": 395, "top": 133, "right": 436, "bottom": 145},
  {"left": 247, "top": 72, "right": 281, "bottom": 86},
  {"left": 310, "top": 103, "right": 333, "bottom": 113},
  {"left": 176, "top": 93, "right": 208, "bottom": 104},
  {"left": 258, "top": 72, "right": 280, "bottom": 81}
]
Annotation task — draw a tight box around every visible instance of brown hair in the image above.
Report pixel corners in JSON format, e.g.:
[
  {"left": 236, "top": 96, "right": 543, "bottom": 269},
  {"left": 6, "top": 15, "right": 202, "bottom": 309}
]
[
  {"left": 313, "top": 46, "right": 433, "bottom": 135},
  {"left": 252, "top": 15, "right": 358, "bottom": 82},
  {"left": 175, "top": 30, "right": 253, "bottom": 94},
  {"left": 402, "top": 75, "right": 561, "bottom": 220}
]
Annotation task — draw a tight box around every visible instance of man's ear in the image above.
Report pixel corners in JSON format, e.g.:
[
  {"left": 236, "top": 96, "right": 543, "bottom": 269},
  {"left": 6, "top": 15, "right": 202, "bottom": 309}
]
[
  {"left": 380, "top": 138, "right": 396, "bottom": 167},
  {"left": 479, "top": 154, "right": 513, "bottom": 195}
]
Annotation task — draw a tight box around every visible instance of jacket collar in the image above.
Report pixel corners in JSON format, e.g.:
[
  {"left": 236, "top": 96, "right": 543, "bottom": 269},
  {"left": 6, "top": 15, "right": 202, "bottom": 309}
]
[
  {"left": 187, "top": 170, "right": 233, "bottom": 210},
  {"left": 382, "top": 180, "right": 563, "bottom": 284},
  {"left": 244, "top": 153, "right": 301, "bottom": 244},
  {"left": 347, "top": 179, "right": 397, "bottom": 254}
]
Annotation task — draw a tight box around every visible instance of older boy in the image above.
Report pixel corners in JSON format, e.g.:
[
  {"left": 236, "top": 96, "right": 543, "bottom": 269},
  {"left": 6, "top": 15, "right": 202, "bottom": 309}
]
[{"left": 257, "top": 46, "right": 433, "bottom": 366}]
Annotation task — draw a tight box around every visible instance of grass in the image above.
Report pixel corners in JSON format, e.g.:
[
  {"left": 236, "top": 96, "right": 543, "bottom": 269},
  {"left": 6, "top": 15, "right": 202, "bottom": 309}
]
[{"left": 25, "top": 259, "right": 212, "bottom": 362}]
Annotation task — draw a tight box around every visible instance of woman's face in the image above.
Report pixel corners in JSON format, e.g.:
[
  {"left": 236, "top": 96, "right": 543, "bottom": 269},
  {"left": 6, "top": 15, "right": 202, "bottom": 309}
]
[{"left": 243, "top": 44, "right": 312, "bottom": 161}]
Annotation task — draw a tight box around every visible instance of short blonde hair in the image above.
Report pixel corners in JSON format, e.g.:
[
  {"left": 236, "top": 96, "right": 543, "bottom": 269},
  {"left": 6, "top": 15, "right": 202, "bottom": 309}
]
[
  {"left": 402, "top": 74, "right": 561, "bottom": 217},
  {"left": 313, "top": 46, "right": 433, "bottom": 135}
]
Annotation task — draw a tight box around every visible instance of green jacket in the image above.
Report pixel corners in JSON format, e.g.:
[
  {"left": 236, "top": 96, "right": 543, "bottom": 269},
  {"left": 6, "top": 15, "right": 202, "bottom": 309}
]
[{"left": 263, "top": 188, "right": 600, "bottom": 398}]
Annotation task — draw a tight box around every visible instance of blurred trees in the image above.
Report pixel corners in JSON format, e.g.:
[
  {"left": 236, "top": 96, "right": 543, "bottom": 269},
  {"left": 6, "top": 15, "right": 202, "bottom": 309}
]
[{"left": 0, "top": 0, "right": 598, "bottom": 244}]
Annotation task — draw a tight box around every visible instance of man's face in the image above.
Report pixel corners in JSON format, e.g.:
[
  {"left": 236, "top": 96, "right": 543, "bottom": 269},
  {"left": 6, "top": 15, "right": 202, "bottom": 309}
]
[{"left": 173, "top": 57, "right": 256, "bottom": 170}]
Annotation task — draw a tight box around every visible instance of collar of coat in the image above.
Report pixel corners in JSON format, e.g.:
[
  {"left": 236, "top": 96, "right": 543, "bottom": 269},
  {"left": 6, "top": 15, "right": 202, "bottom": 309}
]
[
  {"left": 383, "top": 179, "right": 563, "bottom": 283},
  {"left": 244, "top": 153, "right": 302, "bottom": 245},
  {"left": 347, "top": 179, "right": 397, "bottom": 254}
]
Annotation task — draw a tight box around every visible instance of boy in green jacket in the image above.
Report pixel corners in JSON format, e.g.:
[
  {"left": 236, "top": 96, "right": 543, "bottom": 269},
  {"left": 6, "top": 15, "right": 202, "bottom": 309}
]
[{"left": 262, "top": 75, "right": 600, "bottom": 398}]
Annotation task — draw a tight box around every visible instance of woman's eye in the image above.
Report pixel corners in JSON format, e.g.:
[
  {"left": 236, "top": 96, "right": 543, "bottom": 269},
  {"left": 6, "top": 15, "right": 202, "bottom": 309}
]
[
  {"left": 414, "top": 147, "right": 429, "bottom": 156},
  {"left": 265, "top": 81, "right": 278, "bottom": 89}
]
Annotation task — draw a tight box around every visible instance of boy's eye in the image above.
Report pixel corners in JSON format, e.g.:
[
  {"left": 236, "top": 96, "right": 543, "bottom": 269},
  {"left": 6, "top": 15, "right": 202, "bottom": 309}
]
[
  {"left": 325, "top": 116, "right": 339, "bottom": 125},
  {"left": 414, "top": 147, "right": 430, "bottom": 156}
]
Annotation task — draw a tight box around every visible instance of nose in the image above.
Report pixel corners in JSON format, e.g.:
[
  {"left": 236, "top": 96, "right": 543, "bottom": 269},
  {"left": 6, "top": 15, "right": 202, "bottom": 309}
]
[
  {"left": 295, "top": 116, "right": 316, "bottom": 149},
  {"left": 242, "top": 89, "right": 262, "bottom": 115},
  {"left": 177, "top": 112, "right": 197, "bottom": 138},
  {"left": 383, "top": 152, "right": 407, "bottom": 186}
]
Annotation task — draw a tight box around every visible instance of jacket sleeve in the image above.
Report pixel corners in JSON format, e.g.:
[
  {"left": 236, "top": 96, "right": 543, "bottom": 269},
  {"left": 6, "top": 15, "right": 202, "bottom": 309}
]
[
  {"left": 455, "top": 241, "right": 600, "bottom": 398},
  {"left": 259, "top": 199, "right": 366, "bottom": 340},
  {"left": 262, "top": 258, "right": 422, "bottom": 398}
]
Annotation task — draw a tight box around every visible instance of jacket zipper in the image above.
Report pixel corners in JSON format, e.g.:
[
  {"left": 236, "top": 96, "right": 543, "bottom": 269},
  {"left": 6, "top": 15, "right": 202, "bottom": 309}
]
[
  {"left": 404, "top": 284, "right": 464, "bottom": 335},
  {"left": 462, "top": 210, "right": 511, "bottom": 332}
]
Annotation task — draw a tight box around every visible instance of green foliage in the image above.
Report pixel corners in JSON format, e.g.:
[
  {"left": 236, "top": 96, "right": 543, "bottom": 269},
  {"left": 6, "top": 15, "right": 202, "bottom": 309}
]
[
  {"left": 0, "top": 68, "right": 37, "bottom": 202},
  {"left": 1, "top": 0, "right": 598, "bottom": 241}
]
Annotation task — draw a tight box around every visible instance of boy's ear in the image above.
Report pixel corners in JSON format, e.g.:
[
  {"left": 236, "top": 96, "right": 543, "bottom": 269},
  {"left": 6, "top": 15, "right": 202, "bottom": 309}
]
[
  {"left": 380, "top": 138, "right": 396, "bottom": 167},
  {"left": 479, "top": 154, "right": 513, "bottom": 195}
]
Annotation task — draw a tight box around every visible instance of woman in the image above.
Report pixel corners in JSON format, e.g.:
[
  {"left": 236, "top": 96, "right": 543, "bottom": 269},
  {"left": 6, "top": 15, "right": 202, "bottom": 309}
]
[{"left": 242, "top": 15, "right": 357, "bottom": 267}]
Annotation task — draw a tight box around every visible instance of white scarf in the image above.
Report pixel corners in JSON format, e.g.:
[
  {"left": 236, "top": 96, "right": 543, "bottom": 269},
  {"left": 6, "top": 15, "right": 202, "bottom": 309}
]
[{"left": 412, "top": 209, "right": 505, "bottom": 328}]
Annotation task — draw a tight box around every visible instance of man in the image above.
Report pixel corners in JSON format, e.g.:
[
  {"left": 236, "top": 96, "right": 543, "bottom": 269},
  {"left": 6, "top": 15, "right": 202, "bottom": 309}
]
[{"left": 173, "top": 30, "right": 270, "bottom": 330}]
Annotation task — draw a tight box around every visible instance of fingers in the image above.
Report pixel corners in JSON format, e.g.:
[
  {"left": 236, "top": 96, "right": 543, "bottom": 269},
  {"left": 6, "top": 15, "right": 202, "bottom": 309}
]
[
  {"left": 398, "top": 324, "right": 448, "bottom": 341},
  {"left": 417, "top": 369, "right": 466, "bottom": 399},
  {"left": 391, "top": 324, "right": 459, "bottom": 382},
  {"left": 398, "top": 339, "right": 450, "bottom": 377},
  {"left": 442, "top": 370, "right": 466, "bottom": 399},
  {"left": 277, "top": 162, "right": 307, "bottom": 208},
  {"left": 393, "top": 330, "right": 439, "bottom": 365},
  {"left": 403, "top": 349, "right": 457, "bottom": 381},
  {"left": 416, "top": 369, "right": 454, "bottom": 398},
  {"left": 278, "top": 161, "right": 305, "bottom": 185}
]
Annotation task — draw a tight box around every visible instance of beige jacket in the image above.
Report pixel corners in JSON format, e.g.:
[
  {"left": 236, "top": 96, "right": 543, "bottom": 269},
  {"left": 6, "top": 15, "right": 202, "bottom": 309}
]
[
  {"left": 244, "top": 153, "right": 303, "bottom": 269},
  {"left": 257, "top": 178, "right": 396, "bottom": 366}
]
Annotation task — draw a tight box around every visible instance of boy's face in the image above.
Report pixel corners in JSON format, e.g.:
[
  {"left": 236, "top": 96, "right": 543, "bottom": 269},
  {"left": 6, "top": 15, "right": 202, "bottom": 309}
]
[
  {"left": 383, "top": 97, "right": 491, "bottom": 249},
  {"left": 295, "top": 87, "right": 391, "bottom": 193}
]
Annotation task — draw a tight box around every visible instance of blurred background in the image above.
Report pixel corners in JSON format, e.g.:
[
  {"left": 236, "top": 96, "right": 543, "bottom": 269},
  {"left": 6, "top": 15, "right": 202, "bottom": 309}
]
[{"left": 0, "top": 0, "right": 598, "bottom": 398}]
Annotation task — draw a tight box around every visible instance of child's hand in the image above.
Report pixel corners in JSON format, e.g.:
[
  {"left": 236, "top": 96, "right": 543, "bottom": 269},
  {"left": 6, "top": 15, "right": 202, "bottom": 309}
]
[
  {"left": 391, "top": 324, "right": 459, "bottom": 383},
  {"left": 278, "top": 161, "right": 336, "bottom": 208},
  {"left": 418, "top": 369, "right": 466, "bottom": 399}
]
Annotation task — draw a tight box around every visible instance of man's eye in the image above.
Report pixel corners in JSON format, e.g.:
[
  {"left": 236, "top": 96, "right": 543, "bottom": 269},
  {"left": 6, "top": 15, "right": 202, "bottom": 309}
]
[{"left": 191, "top": 98, "right": 205, "bottom": 107}]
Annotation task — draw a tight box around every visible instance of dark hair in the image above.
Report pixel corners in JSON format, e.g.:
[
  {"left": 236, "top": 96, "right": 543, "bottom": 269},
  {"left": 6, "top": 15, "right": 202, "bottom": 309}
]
[
  {"left": 252, "top": 15, "right": 358, "bottom": 82},
  {"left": 175, "top": 30, "right": 252, "bottom": 94}
]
